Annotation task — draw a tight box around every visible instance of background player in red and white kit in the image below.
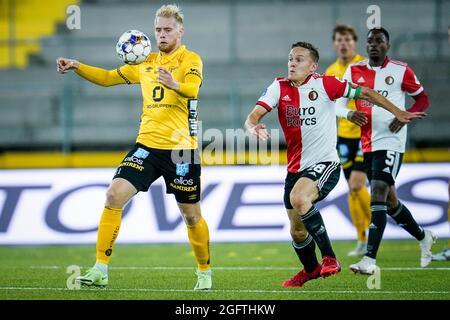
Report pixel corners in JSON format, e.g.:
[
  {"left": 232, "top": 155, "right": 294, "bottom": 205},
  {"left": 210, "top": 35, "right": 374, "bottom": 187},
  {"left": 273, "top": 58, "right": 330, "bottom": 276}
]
[
  {"left": 244, "top": 42, "right": 423, "bottom": 287},
  {"left": 335, "top": 28, "right": 435, "bottom": 274}
]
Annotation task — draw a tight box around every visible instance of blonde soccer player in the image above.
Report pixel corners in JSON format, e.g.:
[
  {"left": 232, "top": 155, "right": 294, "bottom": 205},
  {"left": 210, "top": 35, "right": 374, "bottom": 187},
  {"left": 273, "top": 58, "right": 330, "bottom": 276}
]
[{"left": 56, "top": 4, "right": 212, "bottom": 290}]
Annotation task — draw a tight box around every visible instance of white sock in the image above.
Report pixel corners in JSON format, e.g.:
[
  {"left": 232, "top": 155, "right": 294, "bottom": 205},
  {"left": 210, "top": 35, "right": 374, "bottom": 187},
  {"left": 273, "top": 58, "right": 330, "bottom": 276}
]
[
  {"left": 198, "top": 269, "right": 212, "bottom": 274},
  {"left": 363, "top": 256, "right": 376, "bottom": 264},
  {"left": 94, "top": 262, "right": 108, "bottom": 274}
]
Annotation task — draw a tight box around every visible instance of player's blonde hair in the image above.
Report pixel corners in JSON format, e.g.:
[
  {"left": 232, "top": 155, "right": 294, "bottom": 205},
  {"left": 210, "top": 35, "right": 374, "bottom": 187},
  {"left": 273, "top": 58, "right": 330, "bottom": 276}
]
[{"left": 155, "top": 4, "right": 184, "bottom": 25}]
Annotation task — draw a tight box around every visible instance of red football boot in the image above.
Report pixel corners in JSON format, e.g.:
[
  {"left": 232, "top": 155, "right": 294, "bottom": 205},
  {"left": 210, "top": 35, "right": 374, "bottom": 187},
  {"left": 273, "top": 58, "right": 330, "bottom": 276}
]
[
  {"left": 282, "top": 264, "right": 321, "bottom": 287},
  {"left": 320, "top": 256, "right": 341, "bottom": 277}
]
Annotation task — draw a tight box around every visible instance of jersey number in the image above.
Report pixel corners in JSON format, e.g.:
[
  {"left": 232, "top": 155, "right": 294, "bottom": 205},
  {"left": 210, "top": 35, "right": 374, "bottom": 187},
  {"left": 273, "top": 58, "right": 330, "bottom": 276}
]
[
  {"left": 385, "top": 151, "right": 396, "bottom": 166},
  {"left": 312, "top": 164, "right": 327, "bottom": 174},
  {"left": 152, "top": 86, "right": 165, "bottom": 102}
]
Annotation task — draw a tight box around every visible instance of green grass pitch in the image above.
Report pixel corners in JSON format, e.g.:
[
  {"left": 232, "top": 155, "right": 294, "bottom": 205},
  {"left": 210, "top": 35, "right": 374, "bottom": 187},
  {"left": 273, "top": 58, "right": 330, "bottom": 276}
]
[{"left": 0, "top": 240, "right": 449, "bottom": 300}]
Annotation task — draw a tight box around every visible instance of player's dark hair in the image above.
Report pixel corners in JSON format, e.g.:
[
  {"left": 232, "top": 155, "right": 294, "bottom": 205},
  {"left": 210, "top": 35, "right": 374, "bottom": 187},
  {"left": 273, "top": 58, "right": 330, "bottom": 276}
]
[
  {"left": 332, "top": 24, "right": 358, "bottom": 41},
  {"left": 291, "top": 42, "right": 319, "bottom": 62},
  {"left": 367, "top": 27, "right": 390, "bottom": 43}
]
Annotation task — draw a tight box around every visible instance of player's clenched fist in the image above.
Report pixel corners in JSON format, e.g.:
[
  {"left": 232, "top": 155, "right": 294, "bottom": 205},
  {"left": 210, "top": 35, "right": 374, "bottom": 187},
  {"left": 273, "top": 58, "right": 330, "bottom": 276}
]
[{"left": 56, "top": 57, "right": 80, "bottom": 74}]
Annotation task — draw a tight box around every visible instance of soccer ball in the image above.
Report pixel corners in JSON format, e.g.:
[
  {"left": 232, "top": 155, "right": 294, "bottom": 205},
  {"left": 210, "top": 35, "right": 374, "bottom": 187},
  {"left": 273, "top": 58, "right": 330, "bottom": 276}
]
[{"left": 116, "top": 30, "right": 151, "bottom": 65}]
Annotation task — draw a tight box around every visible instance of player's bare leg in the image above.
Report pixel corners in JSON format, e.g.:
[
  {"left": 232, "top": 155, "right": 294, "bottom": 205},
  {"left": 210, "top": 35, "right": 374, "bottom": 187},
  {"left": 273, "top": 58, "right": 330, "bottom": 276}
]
[
  {"left": 282, "top": 209, "right": 322, "bottom": 287},
  {"left": 178, "top": 202, "right": 212, "bottom": 290},
  {"left": 290, "top": 177, "right": 341, "bottom": 277},
  {"left": 347, "top": 170, "right": 371, "bottom": 256},
  {"left": 76, "top": 178, "right": 137, "bottom": 287}
]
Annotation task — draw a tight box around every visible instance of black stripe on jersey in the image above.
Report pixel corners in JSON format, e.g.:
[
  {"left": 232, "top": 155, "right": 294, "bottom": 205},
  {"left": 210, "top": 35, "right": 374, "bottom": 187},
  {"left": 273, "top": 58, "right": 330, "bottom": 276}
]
[
  {"left": 117, "top": 68, "right": 131, "bottom": 85},
  {"left": 256, "top": 101, "right": 272, "bottom": 112},
  {"left": 318, "top": 162, "right": 339, "bottom": 189},
  {"left": 186, "top": 68, "right": 202, "bottom": 80}
]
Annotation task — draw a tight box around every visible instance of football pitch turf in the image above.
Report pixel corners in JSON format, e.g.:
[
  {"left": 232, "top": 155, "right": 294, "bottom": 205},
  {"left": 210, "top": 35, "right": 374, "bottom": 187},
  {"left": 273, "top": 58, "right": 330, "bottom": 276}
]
[{"left": 0, "top": 240, "right": 449, "bottom": 300}]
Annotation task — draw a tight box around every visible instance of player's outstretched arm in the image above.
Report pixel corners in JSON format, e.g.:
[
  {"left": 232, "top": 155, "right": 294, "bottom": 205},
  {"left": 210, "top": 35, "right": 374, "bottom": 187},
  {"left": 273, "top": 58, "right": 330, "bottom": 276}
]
[
  {"left": 359, "top": 86, "right": 426, "bottom": 124},
  {"left": 56, "top": 57, "right": 128, "bottom": 87},
  {"left": 245, "top": 105, "right": 270, "bottom": 141}
]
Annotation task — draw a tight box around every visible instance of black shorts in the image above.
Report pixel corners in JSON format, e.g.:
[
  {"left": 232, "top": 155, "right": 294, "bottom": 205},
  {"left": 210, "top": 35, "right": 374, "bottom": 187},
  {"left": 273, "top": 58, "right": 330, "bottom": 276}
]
[
  {"left": 113, "top": 143, "right": 201, "bottom": 203},
  {"left": 284, "top": 162, "right": 341, "bottom": 209},
  {"left": 336, "top": 137, "right": 365, "bottom": 180},
  {"left": 364, "top": 150, "right": 403, "bottom": 186}
]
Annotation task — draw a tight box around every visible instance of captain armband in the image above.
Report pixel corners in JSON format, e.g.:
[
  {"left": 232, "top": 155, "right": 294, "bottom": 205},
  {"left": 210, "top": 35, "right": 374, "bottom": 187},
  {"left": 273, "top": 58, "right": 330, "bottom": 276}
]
[{"left": 344, "top": 82, "right": 361, "bottom": 100}]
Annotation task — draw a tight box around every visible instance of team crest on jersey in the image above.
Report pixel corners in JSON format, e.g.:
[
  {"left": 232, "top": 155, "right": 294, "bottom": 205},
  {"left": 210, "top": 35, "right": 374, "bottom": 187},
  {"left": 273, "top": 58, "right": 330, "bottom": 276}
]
[
  {"left": 133, "top": 148, "right": 150, "bottom": 159},
  {"left": 308, "top": 90, "right": 318, "bottom": 101},
  {"left": 385, "top": 76, "right": 394, "bottom": 85},
  {"left": 176, "top": 163, "right": 190, "bottom": 177}
]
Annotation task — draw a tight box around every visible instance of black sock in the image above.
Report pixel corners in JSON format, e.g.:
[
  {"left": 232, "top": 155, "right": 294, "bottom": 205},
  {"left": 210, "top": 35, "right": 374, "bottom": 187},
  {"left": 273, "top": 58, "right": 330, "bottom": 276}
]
[
  {"left": 300, "top": 206, "right": 335, "bottom": 258},
  {"left": 366, "top": 202, "right": 387, "bottom": 259},
  {"left": 388, "top": 202, "right": 425, "bottom": 241},
  {"left": 292, "top": 235, "right": 319, "bottom": 273}
]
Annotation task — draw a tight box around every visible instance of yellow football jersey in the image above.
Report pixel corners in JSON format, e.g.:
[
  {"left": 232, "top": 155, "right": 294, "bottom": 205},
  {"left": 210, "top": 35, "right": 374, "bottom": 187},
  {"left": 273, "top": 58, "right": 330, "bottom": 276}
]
[
  {"left": 326, "top": 54, "right": 366, "bottom": 139},
  {"left": 117, "top": 45, "right": 203, "bottom": 150}
]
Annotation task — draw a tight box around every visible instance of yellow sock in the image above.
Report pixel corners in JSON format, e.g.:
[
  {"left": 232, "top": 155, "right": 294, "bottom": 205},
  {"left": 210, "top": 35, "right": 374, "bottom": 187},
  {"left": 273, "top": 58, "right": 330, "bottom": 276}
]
[
  {"left": 96, "top": 207, "right": 122, "bottom": 264},
  {"left": 354, "top": 186, "right": 372, "bottom": 232},
  {"left": 348, "top": 191, "right": 368, "bottom": 241},
  {"left": 187, "top": 216, "right": 211, "bottom": 271}
]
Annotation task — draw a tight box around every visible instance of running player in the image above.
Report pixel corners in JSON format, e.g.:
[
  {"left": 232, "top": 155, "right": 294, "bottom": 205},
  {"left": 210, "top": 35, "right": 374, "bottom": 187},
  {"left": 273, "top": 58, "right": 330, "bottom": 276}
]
[
  {"left": 336, "top": 28, "right": 435, "bottom": 274},
  {"left": 244, "top": 41, "right": 423, "bottom": 287}
]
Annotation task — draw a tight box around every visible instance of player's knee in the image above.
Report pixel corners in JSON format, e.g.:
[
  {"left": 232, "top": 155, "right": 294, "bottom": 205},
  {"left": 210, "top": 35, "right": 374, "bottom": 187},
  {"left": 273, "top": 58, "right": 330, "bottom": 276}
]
[
  {"left": 349, "top": 182, "right": 364, "bottom": 193},
  {"left": 290, "top": 191, "right": 311, "bottom": 213},
  {"left": 178, "top": 203, "right": 201, "bottom": 226},
  {"left": 371, "top": 181, "right": 389, "bottom": 202},
  {"left": 290, "top": 227, "right": 308, "bottom": 242},
  {"left": 183, "top": 212, "right": 200, "bottom": 226},
  {"left": 105, "top": 187, "right": 125, "bottom": 208},
  {"left": 349, "top": 174, "right": 366, "bottom": 192}
]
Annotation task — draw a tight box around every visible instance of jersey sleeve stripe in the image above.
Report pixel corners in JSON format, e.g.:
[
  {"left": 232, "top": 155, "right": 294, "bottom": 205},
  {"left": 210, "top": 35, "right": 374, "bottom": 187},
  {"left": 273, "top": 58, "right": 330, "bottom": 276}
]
[
  {"left": 117, "top": 68, "right": 131, "bottom": 85},
  {"left": 256, "top": 101, "right": 272, "bottom": 112},
  {"left": 343, "top": 82, "right": 360, "bottom": 99},
  {"left": 186, "top": 69, "right": 202, "bottom": 80},
  {"left": 345, "top": 82, "right": 351, "bottom": 97},
  {"left": 408, "top": 86, "right": 424, "bottom": 96},
  {"left": 354, "top": 86, "right": 361, "bottom": 99}
]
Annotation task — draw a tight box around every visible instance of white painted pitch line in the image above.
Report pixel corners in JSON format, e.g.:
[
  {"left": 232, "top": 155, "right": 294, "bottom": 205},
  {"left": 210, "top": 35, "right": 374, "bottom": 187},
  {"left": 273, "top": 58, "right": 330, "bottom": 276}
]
[
  {"left": 383, "top": 267, "right": 450, "bottom": 270},
  {"left": 28, "top": 266, "right": 450, "bottom": 271},
  {"left": 0, "top": 286, "right": 449, "bottom": 295}
]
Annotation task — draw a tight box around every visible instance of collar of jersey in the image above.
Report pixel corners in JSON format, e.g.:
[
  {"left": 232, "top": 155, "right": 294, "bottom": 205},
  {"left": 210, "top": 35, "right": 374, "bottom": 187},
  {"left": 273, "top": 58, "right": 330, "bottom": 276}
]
[
  {"left": 367, "top": 56, "right": 391, "bottom": 70},
  {"left": 157, "top": 45, "right": 186, "bottom": 64},
  {"left": 290, "top": 74, "right": 312, "bottom": 87}
]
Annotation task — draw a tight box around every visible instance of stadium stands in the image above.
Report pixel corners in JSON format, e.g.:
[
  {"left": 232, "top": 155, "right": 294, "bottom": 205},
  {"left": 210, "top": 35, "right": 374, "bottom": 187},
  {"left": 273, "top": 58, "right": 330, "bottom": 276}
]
[{"left": 0, "top": 0, "right": 448, "bottom": 150}]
